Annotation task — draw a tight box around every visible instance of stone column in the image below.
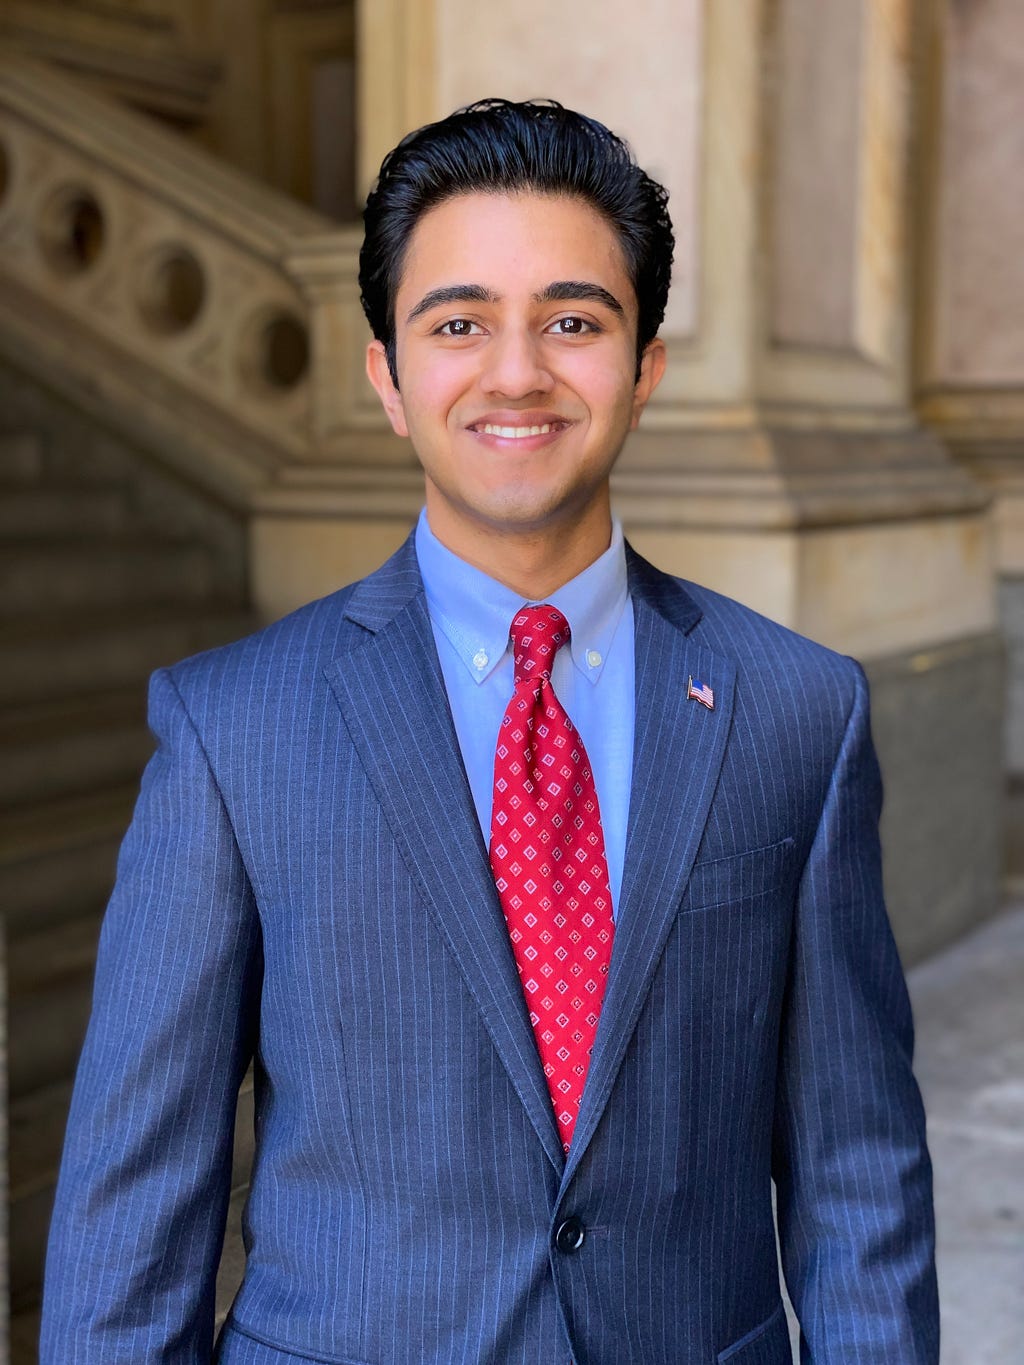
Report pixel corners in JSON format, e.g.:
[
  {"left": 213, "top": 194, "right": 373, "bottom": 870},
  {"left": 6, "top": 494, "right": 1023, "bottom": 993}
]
[
  {"left": 914, "top": 0, "right": 1024, "bottom": 887},
  {"left": 262, "top": 0, "right": 999, "bottom": 960}
]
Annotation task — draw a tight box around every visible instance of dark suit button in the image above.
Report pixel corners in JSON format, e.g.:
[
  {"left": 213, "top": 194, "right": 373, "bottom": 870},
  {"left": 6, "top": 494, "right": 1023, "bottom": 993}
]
[{"left": 554, "top": 1216, "right": 586, "bottom": 1253}]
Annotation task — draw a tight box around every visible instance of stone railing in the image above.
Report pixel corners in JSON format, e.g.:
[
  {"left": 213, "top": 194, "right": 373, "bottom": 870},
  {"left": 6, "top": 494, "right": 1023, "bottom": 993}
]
[{"left": 0, "top": 50, "right": 398, "bottom": 509}]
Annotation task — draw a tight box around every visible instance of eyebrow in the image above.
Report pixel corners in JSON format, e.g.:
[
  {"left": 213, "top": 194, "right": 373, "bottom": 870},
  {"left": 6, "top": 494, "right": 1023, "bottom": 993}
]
[
  {"left": 405, "top": 279, "right": 627, "bottom": 325},
  {"left": 406, "top": 285, "right": 497, "bottom": 324},
  {"left": 535, "top": 281, "right": 625, "bottom": 317}
]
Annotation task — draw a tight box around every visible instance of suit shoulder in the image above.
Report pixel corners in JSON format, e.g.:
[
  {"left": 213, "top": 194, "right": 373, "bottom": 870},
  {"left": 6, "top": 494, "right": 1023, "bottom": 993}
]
[
  {"left": 677, "top": 577, "right": 865, "bottom": 713},
  {"left": 158, "top": 581, "right": 363, "bottom": 715}
]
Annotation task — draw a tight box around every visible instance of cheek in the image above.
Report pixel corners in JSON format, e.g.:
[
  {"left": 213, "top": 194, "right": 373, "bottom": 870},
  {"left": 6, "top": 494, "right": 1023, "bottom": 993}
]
[
  {"left": 402, "top": 361, "right": 471, "bottom": 433},
  {"left": 563, "top": 351, "right": 637, "bottom": 419},
  {"left": 585, "top": 377, "right": 640, "bottom": 433}
]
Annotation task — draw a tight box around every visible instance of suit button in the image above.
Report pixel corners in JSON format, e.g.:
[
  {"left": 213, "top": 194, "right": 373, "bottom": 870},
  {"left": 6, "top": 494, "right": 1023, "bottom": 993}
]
[{"left": 554, "top": 1216, "right": 586, "bottom": 1254}]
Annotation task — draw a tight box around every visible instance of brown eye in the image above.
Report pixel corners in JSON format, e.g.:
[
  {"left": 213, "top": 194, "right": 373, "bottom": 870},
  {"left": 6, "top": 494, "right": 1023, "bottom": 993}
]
[
  {"left": 440, "top": 319, "right": 477, "bottom": 336},
  {"left": 548, "top": 316, "right": 596, "bottom": 335}
]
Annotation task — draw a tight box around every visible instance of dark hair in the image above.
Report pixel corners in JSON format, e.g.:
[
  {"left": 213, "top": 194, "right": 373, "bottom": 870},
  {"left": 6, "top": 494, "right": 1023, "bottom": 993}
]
[{"left": 359, "top": 98, "right": 674, "bottom": 385}]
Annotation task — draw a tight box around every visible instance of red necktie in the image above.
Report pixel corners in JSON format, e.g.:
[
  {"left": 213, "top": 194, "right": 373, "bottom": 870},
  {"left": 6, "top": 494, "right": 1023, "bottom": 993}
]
[{"left": 489, "top": 605, "right": 615, "bottom": 1154}]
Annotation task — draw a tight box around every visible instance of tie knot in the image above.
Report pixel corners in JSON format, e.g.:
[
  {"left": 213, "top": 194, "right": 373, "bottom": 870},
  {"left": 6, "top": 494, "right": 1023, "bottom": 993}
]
[{"left": 509, "top": 605, "right": 570, "bottom": 685}]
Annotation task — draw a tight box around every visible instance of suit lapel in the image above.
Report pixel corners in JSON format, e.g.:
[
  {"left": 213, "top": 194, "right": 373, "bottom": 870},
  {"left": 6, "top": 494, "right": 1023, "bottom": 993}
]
[
  {"left": 323, "top": 544, "right": 564, "bottom": 1173},
  {"left": 561, "top": 553, "right": 736, "bottom": 1190}
]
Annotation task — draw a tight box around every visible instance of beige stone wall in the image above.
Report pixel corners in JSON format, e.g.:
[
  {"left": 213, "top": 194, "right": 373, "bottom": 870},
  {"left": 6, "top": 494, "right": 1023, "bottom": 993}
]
[
  {"left": 431, "top": 0, "right": 703, "bottom": 341},
  {"left": 914, "top": 0, "right": 1024, "bottom": 580},
  {"left": 910, "top": 0, "right": 1024, "bottom": 833},
  {"left": 250, "top": 515, "right": 412, "bottom": 624}
]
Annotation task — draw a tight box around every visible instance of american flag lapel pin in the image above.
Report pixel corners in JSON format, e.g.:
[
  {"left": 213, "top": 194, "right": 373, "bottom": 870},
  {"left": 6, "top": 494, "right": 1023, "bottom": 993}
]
[{"left": 687, "top": 676, "right": 715, "bottom": 710}]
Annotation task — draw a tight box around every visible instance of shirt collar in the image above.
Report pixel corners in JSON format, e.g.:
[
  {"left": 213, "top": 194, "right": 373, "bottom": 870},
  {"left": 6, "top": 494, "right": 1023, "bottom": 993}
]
[{"left": 414, "top": 508, "right": 629, "bottom": 686}]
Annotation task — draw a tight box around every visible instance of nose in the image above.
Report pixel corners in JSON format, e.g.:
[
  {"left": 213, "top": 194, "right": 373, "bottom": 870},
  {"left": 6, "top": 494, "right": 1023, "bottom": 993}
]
[{"left": 480, "top": 327, "right": 554, "bottom": 399}]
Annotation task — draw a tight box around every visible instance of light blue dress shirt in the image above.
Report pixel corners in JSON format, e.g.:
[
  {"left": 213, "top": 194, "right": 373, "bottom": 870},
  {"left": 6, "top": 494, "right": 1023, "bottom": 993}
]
[{"left": 414, "top": 509, "right": 635, "bottom": 917}]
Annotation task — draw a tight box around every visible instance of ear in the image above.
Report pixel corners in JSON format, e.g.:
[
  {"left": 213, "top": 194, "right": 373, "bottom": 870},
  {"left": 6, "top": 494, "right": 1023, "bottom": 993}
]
[
  {"left": 630, "top": 337, "right": 667, "bottom": 429},
  {"left": 366, "top": 339, "right": 408, "bottom": 437}
]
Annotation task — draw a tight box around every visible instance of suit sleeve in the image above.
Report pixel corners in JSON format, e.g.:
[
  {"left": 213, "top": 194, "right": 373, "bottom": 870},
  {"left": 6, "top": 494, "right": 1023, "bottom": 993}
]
[
  {"left": 771, "top": 663, "right": 940, "bottom": 1363},
  {"left": 40, "top": 665, "right": 262, "bottom": 1363}
]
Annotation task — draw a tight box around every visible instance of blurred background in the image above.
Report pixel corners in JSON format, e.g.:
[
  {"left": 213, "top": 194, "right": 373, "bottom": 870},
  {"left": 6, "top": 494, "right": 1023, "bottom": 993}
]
[{"left": 0, "top": 0, "right": 1021, "bottom": 1360}]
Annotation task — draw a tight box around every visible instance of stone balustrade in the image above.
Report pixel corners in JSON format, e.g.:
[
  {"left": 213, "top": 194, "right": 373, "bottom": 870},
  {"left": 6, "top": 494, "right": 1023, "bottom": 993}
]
[{"left": 0, "top": 49, "right": 392, "bottom": 509}]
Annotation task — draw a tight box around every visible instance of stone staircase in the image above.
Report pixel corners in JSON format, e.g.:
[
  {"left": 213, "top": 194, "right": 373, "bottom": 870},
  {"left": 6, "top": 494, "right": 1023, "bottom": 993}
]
[
  {"left": 0, "top": 50, "right": 371, "bottom": 1357},
  {"left": 1, "top": 423, "right": 256, "bottom": 1355}
]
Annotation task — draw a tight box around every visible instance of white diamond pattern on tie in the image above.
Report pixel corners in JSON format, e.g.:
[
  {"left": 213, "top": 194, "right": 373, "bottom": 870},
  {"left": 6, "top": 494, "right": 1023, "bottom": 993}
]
[{"left": 489, "top": 605, "right": 614, "bottom": 1155}]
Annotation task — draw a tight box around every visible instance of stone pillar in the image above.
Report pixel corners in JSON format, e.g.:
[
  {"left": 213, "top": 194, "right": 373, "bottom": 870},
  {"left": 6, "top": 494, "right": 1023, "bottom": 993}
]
[
  {"left": 257, "top": 0, "right": 1000, "bottom": 961},
  {"left": 914, "top": 0, "right": 1024, "bottom": 887}
]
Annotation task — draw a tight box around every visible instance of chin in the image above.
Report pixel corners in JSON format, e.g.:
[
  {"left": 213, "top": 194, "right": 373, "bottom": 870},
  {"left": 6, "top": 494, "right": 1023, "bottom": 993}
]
[
  {"left": 479, "top": 481, "right": 604, "bottom": 528},
  {"left": 474, "top": 498, "right": 580, "bottom": 536}
]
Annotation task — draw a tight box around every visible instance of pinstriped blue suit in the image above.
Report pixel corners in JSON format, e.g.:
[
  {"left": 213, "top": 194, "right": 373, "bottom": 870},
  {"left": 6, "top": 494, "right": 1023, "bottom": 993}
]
[{"left": 40, "top": 536, "right": 939, "bottom": 1364}]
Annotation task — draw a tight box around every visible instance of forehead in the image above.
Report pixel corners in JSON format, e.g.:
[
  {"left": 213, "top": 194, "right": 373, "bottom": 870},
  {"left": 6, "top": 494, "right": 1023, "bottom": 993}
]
[{"left": 395, "top": 191, "right": 635, "bottom": 310}]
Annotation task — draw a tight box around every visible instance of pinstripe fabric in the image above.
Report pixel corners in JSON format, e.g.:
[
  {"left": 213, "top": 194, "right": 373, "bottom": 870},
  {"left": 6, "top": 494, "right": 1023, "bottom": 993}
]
[{"left": 40, "top": 534, "right": 938, "bottom": 1364}]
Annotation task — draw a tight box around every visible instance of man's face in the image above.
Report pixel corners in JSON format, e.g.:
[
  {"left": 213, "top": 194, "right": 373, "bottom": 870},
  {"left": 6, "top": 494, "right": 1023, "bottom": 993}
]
[{"left": 366, "top": 191, "right": 665, "bottom": 556}]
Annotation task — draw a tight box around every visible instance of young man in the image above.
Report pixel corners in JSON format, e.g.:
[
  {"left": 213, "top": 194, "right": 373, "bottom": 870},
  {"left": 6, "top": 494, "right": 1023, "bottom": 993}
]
[{"left": 42, "top": 101, "right": 939, "bottom": 1363}]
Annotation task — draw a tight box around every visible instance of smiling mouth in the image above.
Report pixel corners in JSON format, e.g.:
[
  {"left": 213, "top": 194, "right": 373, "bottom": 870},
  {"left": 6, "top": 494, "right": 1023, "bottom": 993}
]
[{"left": 470, "top": 421, "right": 569, "bottom": 439}]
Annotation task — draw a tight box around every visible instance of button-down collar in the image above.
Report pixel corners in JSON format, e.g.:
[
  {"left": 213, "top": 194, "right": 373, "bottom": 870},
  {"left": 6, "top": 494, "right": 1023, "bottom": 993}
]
[{"left": 414, "top": 509, "right": 629, "bottom": 687}]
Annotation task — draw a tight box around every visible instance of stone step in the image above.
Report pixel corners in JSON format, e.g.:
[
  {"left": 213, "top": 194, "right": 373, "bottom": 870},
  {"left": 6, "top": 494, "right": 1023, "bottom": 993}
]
[
  {"left": 0, "top": 782, "right": 138, "bottom": 868},
  {"left": 0, "top": 830, "right": 121, "bottom": 939},
  {"left": 9, "top": 1069, "right": 255, "bottom": 1318},
  {"left": 0, "top": 783, "right": 137, "bottom": 937},
  {"left": 0, "top": 430, "right": 44, "bottom": 484},
  {"left": 0, "top": 484, "right": 130, "bottom": 538},
  {"left": 8, "top": 911, "right": 104, "bottom": 1100},
  {"left": 9, "top": 1079, "right": 74, "bottom": 1313},
  {"left": 0, "top": 686, "right": 152, "bottom": 808},
  {"left": 0, "top": 538, "right": 220, "bottom": 616},
  {"left": 0, "top": 603, "right": 253, "bottom": 706},
  {"left": 10, "top": 1302, "right": 41, "bottom": 1363},
  {"left": 8, "top": 908, "right": 105, "bottom": 1004}
]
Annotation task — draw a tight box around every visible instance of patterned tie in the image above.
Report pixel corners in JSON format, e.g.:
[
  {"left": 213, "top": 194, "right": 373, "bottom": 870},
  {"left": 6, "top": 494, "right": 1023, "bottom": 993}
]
[{"left": 489, "top": 605, "right": 615, "bottom": 1155}]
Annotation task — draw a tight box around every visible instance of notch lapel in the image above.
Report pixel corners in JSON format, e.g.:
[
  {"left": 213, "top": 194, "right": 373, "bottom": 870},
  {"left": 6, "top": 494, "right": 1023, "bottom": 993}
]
[
  {"left": 324, "top": 569, "right": 564, "bottom": 1173},
  {"left": 561, "top": 565, "right": 736, "bottom": 1190}
]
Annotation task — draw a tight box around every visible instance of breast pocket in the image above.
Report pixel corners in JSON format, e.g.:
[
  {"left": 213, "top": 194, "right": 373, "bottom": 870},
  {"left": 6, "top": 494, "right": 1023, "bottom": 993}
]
[{"left": 680, "top": 836, "right": 796, "bottom": 913}]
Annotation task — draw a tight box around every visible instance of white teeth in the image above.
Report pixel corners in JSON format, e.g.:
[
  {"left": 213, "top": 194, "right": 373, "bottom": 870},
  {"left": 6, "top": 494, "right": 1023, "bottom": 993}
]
[{"left": 481, "top": 423, "right": 554, "bottom": 438}]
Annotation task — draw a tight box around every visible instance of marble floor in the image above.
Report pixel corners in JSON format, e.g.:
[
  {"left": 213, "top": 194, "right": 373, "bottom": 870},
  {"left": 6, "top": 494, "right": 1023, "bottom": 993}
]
[{"left": 907, "top": 902, "right": 1024, "bottom": 1365}]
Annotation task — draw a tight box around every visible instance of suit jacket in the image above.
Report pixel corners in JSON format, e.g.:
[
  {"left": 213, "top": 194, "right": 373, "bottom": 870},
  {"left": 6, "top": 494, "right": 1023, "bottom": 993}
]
[{"left": 41, "top": 537, "right": 939, "bottom": 1364}]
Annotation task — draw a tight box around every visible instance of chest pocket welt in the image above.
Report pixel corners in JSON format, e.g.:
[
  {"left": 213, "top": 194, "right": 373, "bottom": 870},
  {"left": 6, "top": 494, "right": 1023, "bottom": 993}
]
[{"left": 680, "top": 836, "right": 796, "bottom": 913}]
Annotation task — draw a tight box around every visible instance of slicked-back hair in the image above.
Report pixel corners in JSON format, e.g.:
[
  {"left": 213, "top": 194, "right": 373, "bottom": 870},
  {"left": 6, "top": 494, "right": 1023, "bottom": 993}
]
[{"left": 359, "top": 98, "right": 674, "bottom": 386}]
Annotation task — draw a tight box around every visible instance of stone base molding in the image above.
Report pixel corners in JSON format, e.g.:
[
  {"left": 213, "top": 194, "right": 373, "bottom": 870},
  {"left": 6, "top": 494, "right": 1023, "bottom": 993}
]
[
  {"left": 865, "top": 632, "right": 1005, "bottom": 964},
  {"left": 248, "top": 425, "right": 993, "bottom": 654}
]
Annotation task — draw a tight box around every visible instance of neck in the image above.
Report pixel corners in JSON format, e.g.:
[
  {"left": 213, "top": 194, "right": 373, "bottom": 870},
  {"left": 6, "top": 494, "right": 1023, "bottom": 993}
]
[{"left": 425, "top": 498, "right": 614, "bottom": 599}]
